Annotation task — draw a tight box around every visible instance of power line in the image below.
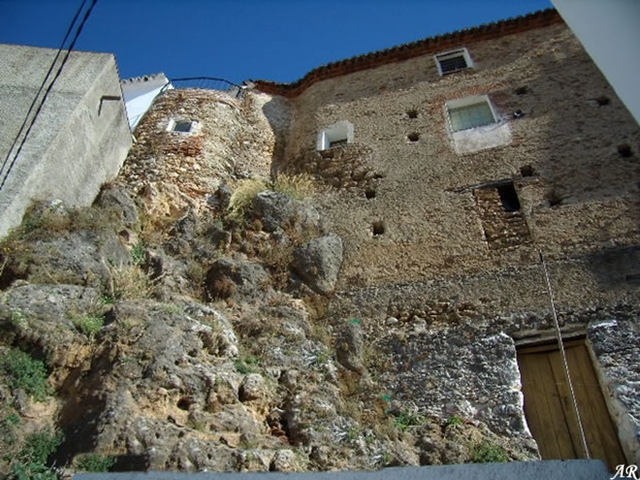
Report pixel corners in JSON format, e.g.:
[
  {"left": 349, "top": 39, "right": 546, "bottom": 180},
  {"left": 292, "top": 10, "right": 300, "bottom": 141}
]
[
  {"left": 0, "top": 0, "right": 88, "bottom": 181},
  {"left": 0, "top": 0, "right": 99, "bottom": 192}
]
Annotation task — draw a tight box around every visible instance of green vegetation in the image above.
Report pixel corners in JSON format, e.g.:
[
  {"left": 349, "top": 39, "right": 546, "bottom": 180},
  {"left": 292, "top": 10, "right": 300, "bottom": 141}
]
[
  {"left": 392, "top": 410, "right": 422, "bottom": 431},
  {"left": 471, "top": 441, "right": 509, "bottom": 463},
  {"left": 446, "top": 415, "right": 464, "bottom": 427},
  {"left": 75, "top": 453, "right": 115, "bottom": 472},
  {"left": 71, "top": 315, "right": 104, "bottom": 340},
  {"left": 131, "top": 241, "right": 146, "bottom": 265},
  {"left": 234, "top": 356, "right": 260, "bottom": 374},
  {"left": 10, "top": 309, "right": 27, "bottom": 328},
  {"left": 10, "top": 427, "right": 62, "bottom": 480},
  {"left": 0, "top": 349, "right": 52, "bottom": 401}
]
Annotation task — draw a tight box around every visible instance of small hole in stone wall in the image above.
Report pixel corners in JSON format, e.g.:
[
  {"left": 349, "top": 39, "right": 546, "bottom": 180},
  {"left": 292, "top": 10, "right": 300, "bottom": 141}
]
[
  {"left": 407, "top": 132, "right": 420, "bottom": 142},
  {"left": 177, "top": 397, "right": 193, "bottom": 411},
  {"left": 547, "top": 189, "right": 563, "bottom": 207},
  {"left": 365, "top": 189, "right": 376, "bottom": 199},
  {"left": 618, "top": 143, "right": 633, "bottom": 157},
  {"left": 372, "top": 221, "right": 385, "bottom": 236},
  {"left": 595, "top": 95, "right": 610, "bottom": 106},
  {"left": 407, "top": 109, "right": 418, "bottom": 119},
  {"left": 514, "top": 86, "right": 529, "bottom": 95},
  {"left": 520, "top": 165, "right": 536, "bottom": 177}
]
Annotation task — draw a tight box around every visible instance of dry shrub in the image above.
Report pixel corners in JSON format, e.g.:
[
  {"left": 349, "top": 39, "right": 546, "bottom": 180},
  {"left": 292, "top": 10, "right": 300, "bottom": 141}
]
[
  {"left": 7, "top": 201, "right": 115, "bottom": 243},
  {"left": 256, "top": 241, "right": 294, "bottom": 289},
  {"left": 110, "top": 265, "right": 153, "bottom": 300},
  {"left": 272, "top": 173, "right": 317, "bottom": 199},
  {"left": 228, "top": 178, "right": 268, "bottom": 219},
  {"left": 208, "top": 274, "right": 237, "bottom": 300}
]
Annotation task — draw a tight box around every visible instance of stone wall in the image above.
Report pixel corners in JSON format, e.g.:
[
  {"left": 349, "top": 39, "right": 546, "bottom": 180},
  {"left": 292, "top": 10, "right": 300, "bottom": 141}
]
[
  {"left": 116, "top": 88, "right": 292, "bottom": 217},
  {"left": 258, "top": 15, "right": 640, "bottom": 466},
  {"left": 274, "top": 21, "right": 640, "bottom": 290}
]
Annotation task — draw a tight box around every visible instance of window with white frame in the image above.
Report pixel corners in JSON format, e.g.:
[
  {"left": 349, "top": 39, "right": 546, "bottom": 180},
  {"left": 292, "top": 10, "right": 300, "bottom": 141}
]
[
  {"left": 446, "top": 95, "right": 498, "bottom": 132},
  {"left": 435, "top": 48, "right": 472, "bottom": 75},
  {"left": 317, "top": 120, "right": 354, "bottom": 151}
]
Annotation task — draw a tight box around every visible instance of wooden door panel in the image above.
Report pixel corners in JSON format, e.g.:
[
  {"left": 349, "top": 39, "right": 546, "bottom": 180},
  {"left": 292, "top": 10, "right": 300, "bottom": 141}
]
[
  {"left": 519, "top": 350, "right": 576, "bottom": 459},
  {"left": 517, "top": 341, "right": 626, "bottom": 471}
]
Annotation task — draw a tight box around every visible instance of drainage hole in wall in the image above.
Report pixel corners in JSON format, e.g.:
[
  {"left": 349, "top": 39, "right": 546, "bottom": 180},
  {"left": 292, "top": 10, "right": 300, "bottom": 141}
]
[
  {"left": 514, "top": 85, "right": 529, "bottom": 95},
  {"left": 407, "top": 132, "right": 420, "bottom": 142},
  {"left": 406, "top": 109, "right": 418, "bottom": 119},
  {"left": 372, "top": 221, "right": 385, "bottom": 236},
  {"left": 520, "top": 164, "right": 536, "bottom": 177},
  {"left": 618, "top": 143, "right": 633, "bottom": 157},
  {"left": 365, "top": 189, "right": 376, "bottom": 199},
  {"left": 595, "top": 95, "right": 610, "bottom": 106}
]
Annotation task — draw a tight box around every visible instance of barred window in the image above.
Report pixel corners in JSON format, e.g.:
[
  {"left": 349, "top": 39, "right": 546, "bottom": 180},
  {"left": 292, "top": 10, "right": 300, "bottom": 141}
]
[{"left": 435, "top": 48, "right": 472, "bottom": 75}]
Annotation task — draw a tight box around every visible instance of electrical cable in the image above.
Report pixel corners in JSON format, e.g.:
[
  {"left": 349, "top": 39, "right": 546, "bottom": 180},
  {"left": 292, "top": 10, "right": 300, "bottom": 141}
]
[
  {"left": 538, "top": 249, "right": 591, "bottom": 459},
  {"left": 0, "top": 0, "right": 88, "bottom": 180},
  {"left": 0, "top": 0, "right": 99, "bottom": 192}
]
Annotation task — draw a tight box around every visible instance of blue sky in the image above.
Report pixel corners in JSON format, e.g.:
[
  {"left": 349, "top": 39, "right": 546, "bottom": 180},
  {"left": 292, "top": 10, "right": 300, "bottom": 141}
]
[{"left": 1, "top": 0, "right": 552, "bottom": 84}]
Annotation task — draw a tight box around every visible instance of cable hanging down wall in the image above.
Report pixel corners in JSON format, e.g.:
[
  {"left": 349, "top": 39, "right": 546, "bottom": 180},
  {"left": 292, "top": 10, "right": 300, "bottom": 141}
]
[
  {"left": 538, "top": 249, "right": 591, "bottom": 460},
  {"left": 0, "top": 0, "right": 99, "bottom": 192}
]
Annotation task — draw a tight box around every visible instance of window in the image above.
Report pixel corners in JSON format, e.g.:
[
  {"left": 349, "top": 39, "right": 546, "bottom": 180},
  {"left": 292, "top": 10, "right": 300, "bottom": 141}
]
[
  {"left": 317, "top": 120, "right": 354, "bottom": 151},
  {"left": 446, "top": 95, "right": 497, "bottom": 132},
  {"left": 167, "top": 119, "right": 196, "bottom": 133},
  {"left": 435, "top": 48, "right": 472, "bottom": 75}
]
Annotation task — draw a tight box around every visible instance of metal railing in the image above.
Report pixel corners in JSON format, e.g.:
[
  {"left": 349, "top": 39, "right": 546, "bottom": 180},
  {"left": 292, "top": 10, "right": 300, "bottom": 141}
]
[{"left": 160, "top": 77, "right": 246, "bottom": 98}]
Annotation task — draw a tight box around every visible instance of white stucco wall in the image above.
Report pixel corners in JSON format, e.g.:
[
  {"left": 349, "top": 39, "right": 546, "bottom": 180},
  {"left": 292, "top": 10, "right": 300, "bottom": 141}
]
[
  {"left": 121, "top": 73, "right": 171, "bottom": 130},
  {"left": 552, "top": 0, "right": 640, "bottom": 125}
]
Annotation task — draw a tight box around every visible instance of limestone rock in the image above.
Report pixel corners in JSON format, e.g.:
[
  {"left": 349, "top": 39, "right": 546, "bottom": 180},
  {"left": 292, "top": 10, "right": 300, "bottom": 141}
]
[
  {"left": 252, "top": 191, "right": 320, "bottom": 233},
  {"left": 293, "top": 233, "right": 343, "bottom": 294},
  {"left": 270, "top": 449, "right": 298, "bottom": 472},
  {"left": 239, "top": 373, "right": 266, "bottom": 402},
  {"left": 22, "top": 231, "right": 129, "bottom": 289},
  {"left": 205, "top": 258, "right": 271, "bottom": 300},
  {"left": 335, "top": 320, "right": 365, "bottom": 373},
  {"left": 95, "top": 186, "right": 139, "bottom": 227}
]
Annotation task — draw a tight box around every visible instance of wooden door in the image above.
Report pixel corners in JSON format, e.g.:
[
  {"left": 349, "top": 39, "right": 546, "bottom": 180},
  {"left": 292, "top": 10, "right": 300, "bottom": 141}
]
[{"left": 517, "top": 340, "right": 626, "bottom": 471}]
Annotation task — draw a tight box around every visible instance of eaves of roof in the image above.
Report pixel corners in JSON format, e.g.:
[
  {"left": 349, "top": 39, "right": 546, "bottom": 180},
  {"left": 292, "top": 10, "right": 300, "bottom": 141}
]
[{"left": 253, "top": 8, "right": 563, "bottom": 98}]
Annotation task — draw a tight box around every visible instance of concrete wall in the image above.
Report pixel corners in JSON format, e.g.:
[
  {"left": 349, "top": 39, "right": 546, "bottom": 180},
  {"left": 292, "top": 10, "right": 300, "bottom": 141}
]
[
  {"left": 0, "top": 44, "right": 132, "bottom": 237},
  {"left": 552, "top": 0, "right": 640, "bottom": 126}
]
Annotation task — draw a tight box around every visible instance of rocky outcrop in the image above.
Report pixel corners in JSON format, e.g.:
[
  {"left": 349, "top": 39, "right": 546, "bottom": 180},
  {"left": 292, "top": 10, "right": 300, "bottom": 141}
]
[
  {"left": 205, "top": 258, "right": 272, "bottom": 301},
  {"left": 294, "top": 233, "right": 343, "bottom": 294},
  {"left": 251, "top": 191, "right": 320, "bottom": 233}
]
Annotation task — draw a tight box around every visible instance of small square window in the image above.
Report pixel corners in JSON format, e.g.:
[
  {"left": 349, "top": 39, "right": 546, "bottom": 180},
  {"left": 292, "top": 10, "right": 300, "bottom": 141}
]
[
  {"left": 446, "top": 96, "right": 497, "bottom": 132},
  {"left": 435, "top": 48, "right": 472, "bottom": 75},
  {"left": 317, "top": 120, "right": 354, "bottom": 151},
  {"left": 172, "top": 120, "right": 193, "bottom": 133}
]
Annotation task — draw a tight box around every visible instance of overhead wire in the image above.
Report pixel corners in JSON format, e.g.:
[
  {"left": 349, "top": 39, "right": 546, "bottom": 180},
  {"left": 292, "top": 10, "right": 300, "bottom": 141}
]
[
  {"left": 538, "top": 249, "right": 591, "bottom": 459},
  {"left": 0, "top": 0, "right": 99, "bottom": 192},
  {"left": 0, "top": 0, "right": 88, "bottom": 181}
]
